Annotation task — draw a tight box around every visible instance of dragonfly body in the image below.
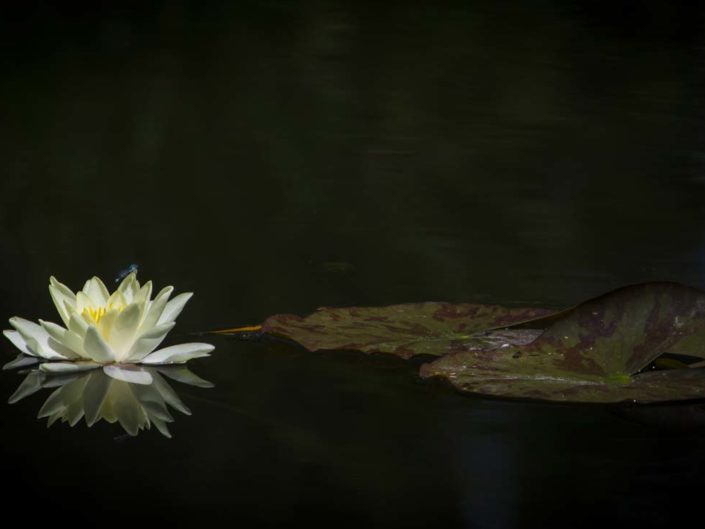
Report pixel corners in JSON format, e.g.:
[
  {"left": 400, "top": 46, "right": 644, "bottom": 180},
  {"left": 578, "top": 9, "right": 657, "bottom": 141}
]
[{"left": 115, "top": 264, "right": 139, "bottom": 283}]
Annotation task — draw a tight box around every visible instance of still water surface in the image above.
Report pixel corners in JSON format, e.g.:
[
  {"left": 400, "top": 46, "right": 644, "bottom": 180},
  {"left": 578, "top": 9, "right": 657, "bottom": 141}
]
[{"left": 2, "top": 1, "right": 705, "bottom": 527}]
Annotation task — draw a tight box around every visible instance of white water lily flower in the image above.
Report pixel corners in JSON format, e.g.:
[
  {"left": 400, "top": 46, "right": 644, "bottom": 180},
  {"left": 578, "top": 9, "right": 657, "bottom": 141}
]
[{"left": 3, "top": 273, "right": 214, "bottom": 381}]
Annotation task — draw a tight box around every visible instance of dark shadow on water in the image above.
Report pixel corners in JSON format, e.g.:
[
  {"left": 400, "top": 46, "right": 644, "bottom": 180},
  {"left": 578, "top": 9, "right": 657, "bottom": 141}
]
[{"left": 2, "top": 0, "right": 705, "bottom": 527}]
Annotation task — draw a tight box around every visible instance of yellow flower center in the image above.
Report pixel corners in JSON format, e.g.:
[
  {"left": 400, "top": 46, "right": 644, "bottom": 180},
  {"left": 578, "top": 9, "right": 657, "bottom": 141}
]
[
  {"left": 82, "top": 302, "right": 125, "bottom": 324},
  {"left": 83, "top": 306, "right": 107, "bottom": 323}
]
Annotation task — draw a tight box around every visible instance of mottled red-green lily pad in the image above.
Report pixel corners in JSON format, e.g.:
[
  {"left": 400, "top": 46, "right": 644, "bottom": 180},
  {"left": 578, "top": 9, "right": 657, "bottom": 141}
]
[
  {"left": 261, "top": 302, "right": 555, "bottom": 359},
  {"left": 420, "top": 282, "right": 705, "bottom": 403},
  {"left": 533, "top": 282, "right": 705, "bottom": 368},
  {"left": 252, "top": 282, "right": 705, "bottom": 402},
  {"left": 420, "top": 348, "right": 705, "bottom": 403}
]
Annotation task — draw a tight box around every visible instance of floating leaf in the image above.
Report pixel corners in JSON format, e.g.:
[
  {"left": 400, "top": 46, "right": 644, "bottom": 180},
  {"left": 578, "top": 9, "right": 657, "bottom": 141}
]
[
  {"left": 222, "top": 282, "right": 705, "bottom": 403},
  {"left": 521, "top": 282, "right": 705, "bottom": 371},
  {"left": 420, "top": 282, "right": 705, "bottom": 402},
  {"left": 260, "top": 302, "right": 555, "bottom": 359},
  {"left": 420, "top": 346, "right": 705, "bottom": 403}
]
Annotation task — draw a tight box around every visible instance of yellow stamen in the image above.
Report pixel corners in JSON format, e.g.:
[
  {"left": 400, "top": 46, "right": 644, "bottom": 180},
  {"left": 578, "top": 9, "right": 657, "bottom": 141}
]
[
  {"left": 83, "top": 306, "right": 106, "bottom": 323},
  {"left": 82, "top": 303, "right": 125, "bottom": 324}
]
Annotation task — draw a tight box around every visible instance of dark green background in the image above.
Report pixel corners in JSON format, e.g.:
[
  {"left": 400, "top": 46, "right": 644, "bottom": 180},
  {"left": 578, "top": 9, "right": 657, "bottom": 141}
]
[{"left": 2, "top": 1, "right": 705, "bottom": 527}]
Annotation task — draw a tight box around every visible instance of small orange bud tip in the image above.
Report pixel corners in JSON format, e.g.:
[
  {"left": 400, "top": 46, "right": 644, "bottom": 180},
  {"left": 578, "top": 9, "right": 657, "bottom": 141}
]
[{"left": 212, "top": 325, "right": 262, "bottom": 335}]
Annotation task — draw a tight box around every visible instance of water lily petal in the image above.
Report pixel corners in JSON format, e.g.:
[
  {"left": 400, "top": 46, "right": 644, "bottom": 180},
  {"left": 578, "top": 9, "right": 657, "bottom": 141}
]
[
  {"left": 9, "top": 317, "right": 48, "bottom": 355},
  {"left": 139, "top": 286, "right": 173, "bottom": 332},
  {"left": 9, "top": 317, "right": 69, "bottom": 360},
  {"left": 109, "top": 302, "right": 146, "bottom": 360},
  {"left": 95, "top": 276, "right": 111, "bottom": 302},
  {"left": 39, "top": 361, "right": 100, "bottom": 374},
  {"left": 3, "top": 353, "right": 40, "bottom": 370},
  {"left": 95, "top": 308, "right": 119, "bottom": 341},
  {"left": 50, "top": 276, "right": 76, "bottom": 297},
  {"left": 67, "top": 311, "right": 89, "bottom": 337},
  {"left": 106, "top": 289, "right": 128, "bottom": 309},
  {"left": 125, "top": 322, "right": 176, "bottom": 362},
  {"left": 60, "top": 329, "right": 87, "bottom": 358},
  {"left": 48, "top": 339, "right": 82, "bottom": 360},
  {"left": 49, "top": 277, "right": 76, "bottom": 325},
  {"left": 141, "top": 343, "right": 214, "bottom": 365},
  {"left": 3, "top": 329, "right": 33, "bottom": 356},
  {"left": 117, "top": 272, "right": 139, "bottom": 304},
  {"left": 75, "top": 291, "right": 95, "bottom": 314},
  {"left": 135, "top": 281, "right": 153, "bottom": 305},
  {"left": 157, "top": 293, "right": 193, "bottom": 325},
  {"left": 103, "top": 365, "right": 153, "bottom": 385},
  {"left": 38, "top": 320, "right": 82, "bottom": 360},
  {"left": 83, "top": 327, "right": 115, "bottom": 363},
  {"left": 38, "top": 320, "right": 67, "bottom": 341},
  {"left": 82, "top": 277, "right": 109, "bottom": 306}
]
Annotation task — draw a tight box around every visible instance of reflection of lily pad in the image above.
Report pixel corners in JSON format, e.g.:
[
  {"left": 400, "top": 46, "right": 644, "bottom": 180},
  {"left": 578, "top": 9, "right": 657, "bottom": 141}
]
[
  {"left": 262, "top": 302, "right": 553, "bottom": 359},
  {"left": 251, "top": 282, "right": 705, "bottom": 403}
]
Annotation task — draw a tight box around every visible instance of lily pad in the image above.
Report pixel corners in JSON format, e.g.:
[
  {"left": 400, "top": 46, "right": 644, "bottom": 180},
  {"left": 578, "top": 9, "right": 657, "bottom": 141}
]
[
  {"left": 234, "top": 282, "right": 705, "bottom": 403},
  {"left": 261, "top": 302, "right": 555, "bottom": 359},
  {"left": 420, "top": 282, "right": 705, "bottom": 402},
  {"left": 420, "top": 347, "right": 705, "bottom": 403}
]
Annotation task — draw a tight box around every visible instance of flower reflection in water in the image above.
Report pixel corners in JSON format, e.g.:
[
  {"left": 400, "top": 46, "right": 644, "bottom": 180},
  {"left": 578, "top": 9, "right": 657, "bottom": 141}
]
[{"left": 8, "top": 365, "right": 213, "bottom": 438}]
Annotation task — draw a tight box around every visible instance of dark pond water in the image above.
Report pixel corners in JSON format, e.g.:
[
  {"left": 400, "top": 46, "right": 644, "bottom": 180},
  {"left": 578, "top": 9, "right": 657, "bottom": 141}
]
[{"left": 2, "top": 1, "right": 705, "bottom": 527}]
